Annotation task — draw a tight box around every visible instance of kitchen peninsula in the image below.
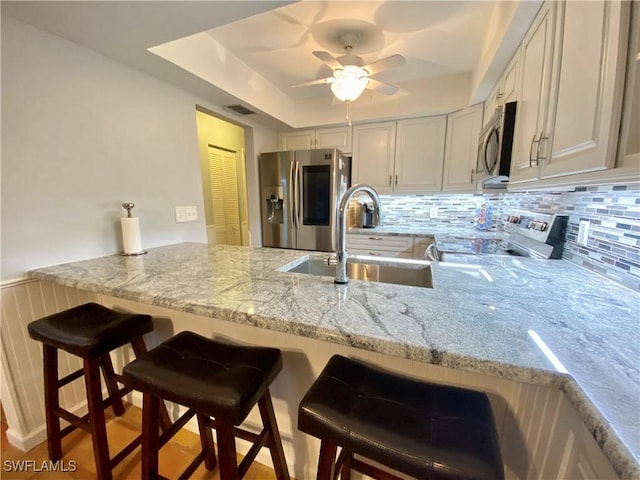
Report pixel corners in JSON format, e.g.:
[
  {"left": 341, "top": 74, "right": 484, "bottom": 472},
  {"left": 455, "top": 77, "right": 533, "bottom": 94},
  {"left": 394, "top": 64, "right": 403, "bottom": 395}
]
[{"left": 28, "top": 242, "right": 639, "bottom": 479}]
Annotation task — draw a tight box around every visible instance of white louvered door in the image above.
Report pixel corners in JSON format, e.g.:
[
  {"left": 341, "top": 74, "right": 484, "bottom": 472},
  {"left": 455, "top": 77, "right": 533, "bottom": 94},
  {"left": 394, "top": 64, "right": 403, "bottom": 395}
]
[{"left": 209, "top": 147, "right": 241, "bottom": 246}]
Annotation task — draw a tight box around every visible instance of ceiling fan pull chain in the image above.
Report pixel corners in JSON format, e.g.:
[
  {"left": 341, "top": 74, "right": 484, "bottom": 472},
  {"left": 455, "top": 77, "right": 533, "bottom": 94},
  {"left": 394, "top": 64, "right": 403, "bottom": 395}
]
[{"left": 346, "top": 100, "right": 352, "bottom": 126}]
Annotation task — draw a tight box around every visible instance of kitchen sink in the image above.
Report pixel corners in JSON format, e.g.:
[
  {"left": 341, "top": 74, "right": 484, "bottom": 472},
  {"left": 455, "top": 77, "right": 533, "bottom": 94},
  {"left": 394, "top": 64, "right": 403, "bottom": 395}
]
[{"left": 283, "top": 256, "right": 433, "bottom": 288}]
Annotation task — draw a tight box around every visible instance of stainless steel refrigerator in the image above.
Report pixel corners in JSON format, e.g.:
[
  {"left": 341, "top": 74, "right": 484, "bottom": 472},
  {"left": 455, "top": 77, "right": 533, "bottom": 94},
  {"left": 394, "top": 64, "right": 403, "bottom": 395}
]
[{"left": 259, "top": 148, "right": 350, "bottom": 252}]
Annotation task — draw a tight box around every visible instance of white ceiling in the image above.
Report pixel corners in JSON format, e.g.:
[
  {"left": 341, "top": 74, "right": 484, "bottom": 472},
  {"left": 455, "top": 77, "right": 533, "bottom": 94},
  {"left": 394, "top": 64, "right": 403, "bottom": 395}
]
[
  {"left": 2, "top": 0, "right": 542, "bottom": 129},
  {"left": 205, "top": 1, "right": 495, "bottom": 100}
]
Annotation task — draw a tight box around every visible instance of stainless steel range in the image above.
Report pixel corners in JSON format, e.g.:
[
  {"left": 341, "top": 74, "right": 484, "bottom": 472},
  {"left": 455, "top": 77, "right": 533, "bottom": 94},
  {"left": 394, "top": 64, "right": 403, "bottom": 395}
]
[{"left": 428, "top": 209, "right": 569, "bottom": 261}]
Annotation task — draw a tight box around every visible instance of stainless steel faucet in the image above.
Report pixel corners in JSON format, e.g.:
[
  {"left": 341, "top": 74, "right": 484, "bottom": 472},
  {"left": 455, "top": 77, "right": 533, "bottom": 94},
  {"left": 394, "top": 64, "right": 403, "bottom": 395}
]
[{"left": 334, "top": 184, "right": 383, "bottom": 284}]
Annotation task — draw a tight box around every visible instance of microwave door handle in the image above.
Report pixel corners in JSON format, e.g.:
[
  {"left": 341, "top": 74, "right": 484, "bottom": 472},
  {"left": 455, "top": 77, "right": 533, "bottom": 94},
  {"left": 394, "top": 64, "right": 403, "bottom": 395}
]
[
  {"left": 482, "top": 134, "right": 490, "bottom": 173},
  {"left": 482, "top": 128, "right": 495, "bottom": 173}
]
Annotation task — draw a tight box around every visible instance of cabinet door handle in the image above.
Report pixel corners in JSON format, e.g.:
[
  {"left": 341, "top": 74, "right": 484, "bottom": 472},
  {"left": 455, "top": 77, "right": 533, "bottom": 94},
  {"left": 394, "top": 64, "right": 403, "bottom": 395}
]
[
  {"left": 470, "top": 169, "right": 474, "bottom": 183},
  {"left": 368, "top": 237, "right": 383, "bottom": 241},
  {"left": 368, "top": 252, "right": 383, "bottom": 256},
  {"left": 536, "top": 132, "right": 548, "bottom": 164},
  {"left": 529, "top": 134, "right": 539, "bottom": 167},
  {"left": 389, "top": 175, "right": 392, "bottom": 187},
  {"left": 395, "top": 174, "right": 398, "bottom": 185}
]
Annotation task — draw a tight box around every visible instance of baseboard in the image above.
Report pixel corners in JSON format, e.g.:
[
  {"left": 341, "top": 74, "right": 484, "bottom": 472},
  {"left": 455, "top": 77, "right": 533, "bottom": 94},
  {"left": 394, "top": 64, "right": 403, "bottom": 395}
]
[{"left": 4, "top": 398, "right": 91, "bottom": 453}]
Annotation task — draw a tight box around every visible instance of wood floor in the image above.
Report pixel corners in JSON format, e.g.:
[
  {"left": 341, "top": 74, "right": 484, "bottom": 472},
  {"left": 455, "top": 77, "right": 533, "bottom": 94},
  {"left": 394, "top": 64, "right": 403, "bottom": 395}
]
[{"left": 0, "top": 404, "right": 287, "bottom": 479}]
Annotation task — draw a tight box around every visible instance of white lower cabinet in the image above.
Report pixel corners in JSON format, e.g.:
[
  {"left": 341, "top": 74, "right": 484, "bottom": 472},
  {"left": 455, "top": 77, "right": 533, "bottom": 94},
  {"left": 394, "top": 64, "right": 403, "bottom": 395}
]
[
  {"left": 346, "top": 234, "right": 415, "bottom": 258},
  {"left": 346, "top": 234, "right": 436, "bottom": 260},
  {"left": 412, "top": 237, "right": 435, "bottom": 260}
]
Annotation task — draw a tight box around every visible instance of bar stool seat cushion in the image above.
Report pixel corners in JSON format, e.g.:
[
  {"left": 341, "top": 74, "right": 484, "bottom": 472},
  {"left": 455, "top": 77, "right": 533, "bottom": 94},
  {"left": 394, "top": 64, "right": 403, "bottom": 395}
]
[
  {"left": 299, "top": 355, "right": 504, "bottom": 480},
  {"left": 123, "top": 331, "right": 282, "bottom": 425},
  {"left": 27, "top": 302, "right": 153, "bottom": 358}
]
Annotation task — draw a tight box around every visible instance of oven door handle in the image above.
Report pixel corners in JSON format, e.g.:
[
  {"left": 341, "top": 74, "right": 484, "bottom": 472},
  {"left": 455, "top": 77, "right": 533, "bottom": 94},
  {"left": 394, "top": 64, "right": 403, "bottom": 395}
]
[{"left": 507, "top": 239, "right": 552, "bottom": 259}]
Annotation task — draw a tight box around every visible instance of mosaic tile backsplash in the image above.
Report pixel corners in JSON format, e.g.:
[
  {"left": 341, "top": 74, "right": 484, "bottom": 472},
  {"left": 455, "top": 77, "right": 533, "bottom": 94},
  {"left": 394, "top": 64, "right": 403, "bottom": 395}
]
[{"left": 381, "top": 184, "right": 640, "bottom": 291}]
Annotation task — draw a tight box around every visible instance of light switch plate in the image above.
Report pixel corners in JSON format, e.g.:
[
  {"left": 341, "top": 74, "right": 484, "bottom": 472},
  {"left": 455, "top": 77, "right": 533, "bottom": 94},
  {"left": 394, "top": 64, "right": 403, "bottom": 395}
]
[
  {"left": 175, "top": 206, "right": 198, "bottom": 223},
  {"left": 577, "top": 220, "right": 590, "bottom": 246}
]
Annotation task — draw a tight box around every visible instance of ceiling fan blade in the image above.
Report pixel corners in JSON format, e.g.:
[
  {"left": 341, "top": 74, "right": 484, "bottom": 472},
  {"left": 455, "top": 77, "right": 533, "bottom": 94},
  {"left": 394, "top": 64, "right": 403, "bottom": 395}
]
[
  {"left": 365, "top": 78, "right": 399, "bottom": 96},
  {"left": 312, "top": 51, "right": 344, "bottom": 71},
  {"left": 362, "top": 54, "right": 406, "bottom": 76},
  {"left": 290, "top": 77, "right": 335, "bottom": 88}
]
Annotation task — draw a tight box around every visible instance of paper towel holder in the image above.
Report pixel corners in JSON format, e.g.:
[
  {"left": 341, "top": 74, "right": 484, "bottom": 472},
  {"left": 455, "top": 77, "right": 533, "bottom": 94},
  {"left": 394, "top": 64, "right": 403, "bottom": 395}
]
[
  {"left": 120, "top": 202, "right": 147, "bottom": 256},
  {"left": 122, "top": 202, "right": 135, "bottom": 218}
]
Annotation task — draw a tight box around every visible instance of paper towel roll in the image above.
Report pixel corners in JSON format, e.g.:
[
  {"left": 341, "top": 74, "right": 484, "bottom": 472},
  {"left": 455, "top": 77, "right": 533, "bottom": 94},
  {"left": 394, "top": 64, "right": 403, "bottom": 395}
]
[{"left": 121, "top": 217, "right": 143, "bottom": 254}]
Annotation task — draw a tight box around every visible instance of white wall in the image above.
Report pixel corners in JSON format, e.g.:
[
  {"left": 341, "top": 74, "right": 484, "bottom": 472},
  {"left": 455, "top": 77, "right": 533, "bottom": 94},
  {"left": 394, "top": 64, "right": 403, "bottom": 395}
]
[{"left": 1, "top": 16, "right": 278, "bottom": 281}]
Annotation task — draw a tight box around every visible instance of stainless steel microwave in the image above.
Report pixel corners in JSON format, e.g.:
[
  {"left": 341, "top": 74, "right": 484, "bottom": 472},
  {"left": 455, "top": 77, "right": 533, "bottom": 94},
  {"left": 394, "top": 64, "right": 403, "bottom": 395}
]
[{"left": 475, "top": 101, "right": 517, "bottom": 186}]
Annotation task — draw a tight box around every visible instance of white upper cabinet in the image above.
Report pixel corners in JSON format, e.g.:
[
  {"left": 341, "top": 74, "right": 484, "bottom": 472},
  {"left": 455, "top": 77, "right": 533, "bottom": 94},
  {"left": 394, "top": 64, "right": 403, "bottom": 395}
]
[
  {"left": 442, "top": 104, "right": 484, "bottom": 192},
  {"left": 542, "top": 0, "right": 628, "bottom": 179},
  {"left": 394, "top": 116, "right": 447, "bottom": 193},
  {"left": 484, "top": 53, "right": 519, "bottom": 126},
  {"left": 509, "top": 0, "right": 631, "bottom": 188},
  {"left": 280, "top": 129, "right": 314, "bottom": 150},
  {"left": 617, "top": 0, "right": 640, "bottom": 170},
  {"left": 281, "top": 126, "right": 352, "bottom": 153},
  {"left": 352, "top": 122, "right": 396, "bottom": 193},
  {"left": 352, "top": 117, "right": 447, "bottom": 194},
  {"left": 510, "top": 1, "right": 557, "bottom": 184},
  {"left": 502, "top": 54, "right": 520, "bottom": 104}
]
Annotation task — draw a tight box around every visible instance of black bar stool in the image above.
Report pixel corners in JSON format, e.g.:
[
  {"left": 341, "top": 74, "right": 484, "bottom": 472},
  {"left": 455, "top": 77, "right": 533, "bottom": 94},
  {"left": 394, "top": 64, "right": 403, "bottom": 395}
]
[
  {"left": 299, "top": 355, "right": 505, "bottom": 480},
  {"left": 27, "top": 302, "right": 170, "bottom": 480},
  {"left": 122, "top": 330, "right": 290, "bottom": 480}
]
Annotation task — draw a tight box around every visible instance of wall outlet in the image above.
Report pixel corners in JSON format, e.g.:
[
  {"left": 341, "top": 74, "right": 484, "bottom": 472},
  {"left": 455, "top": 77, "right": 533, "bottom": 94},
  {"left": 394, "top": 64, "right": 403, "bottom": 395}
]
[
  {"left": 175, "top": 206, "right": 198, "bottom": 223},
  {"left": 430, "top": 207, "right": 439, "bottom": 218},
  {"left": 577, "top": 220, "right": 590, "bottom": 246}
]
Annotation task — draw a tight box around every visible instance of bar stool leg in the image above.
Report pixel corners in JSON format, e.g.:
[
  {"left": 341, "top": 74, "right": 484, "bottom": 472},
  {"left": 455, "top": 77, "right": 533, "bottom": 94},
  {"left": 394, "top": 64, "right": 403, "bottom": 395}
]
[
  {"left": 258, "top": 391, "right": 290, "bottom": 480},
  {"left": 196, "top": 414, "right": 217, "bottom": 471},
  {"left": 317, "top": 441, "right": 337, "bottom": 480},
  {"left": 131, "top": 337, "right": 172, "bottom": 432},
  {"left": 99, "top": 353, "right": 125, "bottom": 416},
  {"left": 341, "top": 451, "right": 353, "bottom": 480},
  {"left": 141, "top": 392, "right": 161, "bottom": 479},
  {"left": 43, "top": 345, "right": 62, "bottom": 461},
  {"left": 215, "top": 418, "right": 240, "bottom": 480},
  {"left": 84, "top": 357, "right": 112, "bottom": 480}
]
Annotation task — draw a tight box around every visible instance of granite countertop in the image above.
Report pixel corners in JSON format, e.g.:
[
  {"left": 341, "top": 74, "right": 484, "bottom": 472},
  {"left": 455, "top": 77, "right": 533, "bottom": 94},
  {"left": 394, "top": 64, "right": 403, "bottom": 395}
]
[{"left": 28, "top": 242, "right": 639, "bottom": 478}]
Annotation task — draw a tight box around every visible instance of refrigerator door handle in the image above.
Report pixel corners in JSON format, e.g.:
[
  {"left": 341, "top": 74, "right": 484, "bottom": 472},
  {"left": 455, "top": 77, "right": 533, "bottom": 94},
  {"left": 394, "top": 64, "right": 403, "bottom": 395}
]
[
  {"left": 289, "top": 160, "right": 296, "bottom": 228},
  {"left": 294, "top": 161, "right": 301, "bottom": 229}
]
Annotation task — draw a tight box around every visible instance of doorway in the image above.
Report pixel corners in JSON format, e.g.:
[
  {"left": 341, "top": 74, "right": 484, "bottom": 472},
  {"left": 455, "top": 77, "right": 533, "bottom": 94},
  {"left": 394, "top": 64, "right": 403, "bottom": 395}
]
[
  {"left": 195, "top": 109, "right": 250, "bottom": 246},
  {"left": 208, "top": 146, "right": 241, "bottom": 245}
]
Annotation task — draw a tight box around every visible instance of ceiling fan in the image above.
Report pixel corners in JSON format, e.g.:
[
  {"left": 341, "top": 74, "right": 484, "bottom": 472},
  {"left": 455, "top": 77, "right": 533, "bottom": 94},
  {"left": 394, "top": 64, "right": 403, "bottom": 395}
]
[{"left": 290, "top": 33, "right": 406, "bottom": 102}]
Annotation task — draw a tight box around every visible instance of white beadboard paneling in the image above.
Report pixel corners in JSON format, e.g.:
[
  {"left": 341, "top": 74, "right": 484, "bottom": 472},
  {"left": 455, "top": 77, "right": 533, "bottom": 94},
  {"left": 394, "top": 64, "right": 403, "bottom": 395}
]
[
  {"left": 1, "top": 279, "right": 99, "bottom": 451},
  {"left": 2, "top": 285, "right": 617, "bottom": 478}
]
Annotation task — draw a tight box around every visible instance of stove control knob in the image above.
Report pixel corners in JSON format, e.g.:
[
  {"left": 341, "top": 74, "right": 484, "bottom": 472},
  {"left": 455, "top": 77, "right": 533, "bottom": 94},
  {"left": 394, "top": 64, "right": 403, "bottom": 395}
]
[
  {"left": 528, "top": 221, "right": 547, "bottom": 231},
  {"left": 507, "top": 215, "right": 519, "bottom": 224},
  {"left": 535, "top": 222, "right": 548, "bottom": 231}
]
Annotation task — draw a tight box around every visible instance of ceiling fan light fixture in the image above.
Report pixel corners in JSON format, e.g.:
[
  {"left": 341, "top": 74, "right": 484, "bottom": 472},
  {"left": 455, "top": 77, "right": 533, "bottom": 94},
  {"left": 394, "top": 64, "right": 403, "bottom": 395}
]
[{"left": 330, "top": 66, "right": 369, "bottom": 102}]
